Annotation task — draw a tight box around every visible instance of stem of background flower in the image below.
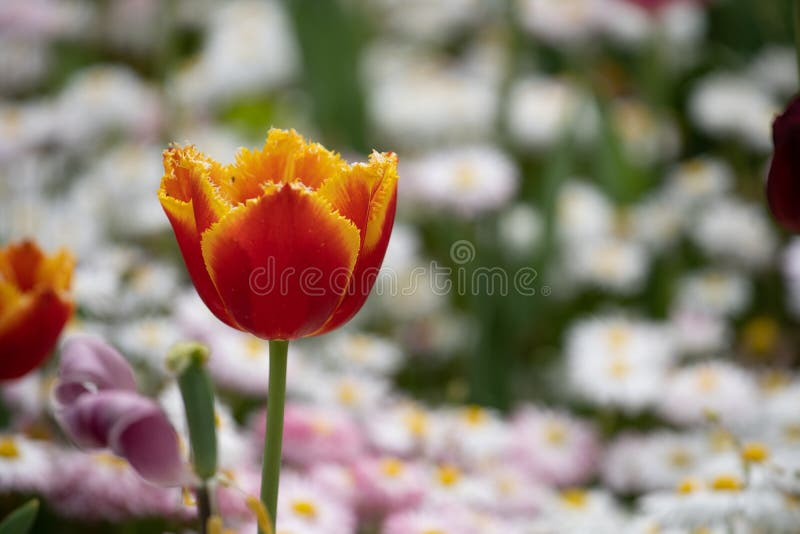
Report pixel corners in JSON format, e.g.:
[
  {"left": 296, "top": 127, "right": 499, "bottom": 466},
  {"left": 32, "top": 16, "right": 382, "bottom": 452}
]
[
  {"left": 196, "top": 482, "right": 211, "bottom": 534},
  {"left": 167, "top": 342, "right": 218, "bottom": 534},
  {"left": 260, "top": 340, "right": 289, "bottom": 533}
]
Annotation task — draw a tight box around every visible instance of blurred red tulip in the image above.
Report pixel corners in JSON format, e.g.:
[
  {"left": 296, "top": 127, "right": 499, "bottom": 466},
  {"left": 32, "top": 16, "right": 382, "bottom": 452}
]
[
  {"left": 0, "top": 240, "right": 74, "bottom": 380},
  {"left": 159, "top": 129, "right": 399, "bottom": 340},
  {"left": 767, "top": 96, "right": 800, "bottom": 233}
]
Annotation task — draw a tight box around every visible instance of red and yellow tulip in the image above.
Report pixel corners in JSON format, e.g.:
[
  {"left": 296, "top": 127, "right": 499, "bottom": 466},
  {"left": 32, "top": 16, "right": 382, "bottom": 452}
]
[
  {"left": 0, "top": 240, "right": 75, "bottom": 380},
  {"left": 159, "top": 128, "right": 398, "bottom": 340}
]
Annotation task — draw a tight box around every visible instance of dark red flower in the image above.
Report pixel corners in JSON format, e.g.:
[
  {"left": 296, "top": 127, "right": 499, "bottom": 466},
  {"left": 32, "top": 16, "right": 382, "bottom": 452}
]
[{"left": 767, "top": 96, "right": 800, "bottom": 233}]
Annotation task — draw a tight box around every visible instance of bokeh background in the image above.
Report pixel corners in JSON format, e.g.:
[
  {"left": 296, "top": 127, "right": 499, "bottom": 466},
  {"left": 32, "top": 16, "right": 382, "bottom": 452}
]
[{"left": 2, "top": 0, "right": 800, "bottom": 532}]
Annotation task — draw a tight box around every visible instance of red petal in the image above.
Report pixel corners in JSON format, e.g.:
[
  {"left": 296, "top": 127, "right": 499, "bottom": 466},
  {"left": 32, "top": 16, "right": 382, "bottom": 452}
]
[
  {"left": 201, "top": 184, "right": 360, "bottom": 340},
  {"left": 314, "top": 151, "right": 399, "bottom": 334},
  {"left": 0, "top": 290, "right": 73, "bottom": 380},
  {"left": 767, "top": 95, "right": 800, "bottom": 233},
  {"left": 160, "top": 148, "right": 240, "bottom": 329}
]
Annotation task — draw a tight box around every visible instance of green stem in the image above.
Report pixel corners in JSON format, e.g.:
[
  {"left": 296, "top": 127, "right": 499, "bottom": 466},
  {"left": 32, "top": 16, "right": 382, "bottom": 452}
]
[
  {"left": 795, "top": 0, "right": 800, "bottom": 87},
  {"left": 196, "top": 482, "right": 212, "bottom": 534},
  {"left": 260, "top": 340, "right": 289, "bottom": 533}
]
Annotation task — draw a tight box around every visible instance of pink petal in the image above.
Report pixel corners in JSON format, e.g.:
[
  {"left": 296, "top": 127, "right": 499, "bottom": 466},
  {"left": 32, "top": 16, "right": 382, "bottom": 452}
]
[{"left": 55, "top": 335, "right": 137, "bottom": 405}]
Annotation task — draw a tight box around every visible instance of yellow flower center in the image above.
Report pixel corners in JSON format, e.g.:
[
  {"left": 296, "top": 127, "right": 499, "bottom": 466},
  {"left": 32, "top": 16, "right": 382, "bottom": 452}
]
[
  {"left": 0, "top": 438, "right": 19, "bottom": 459},
  {"left": 462, "top": 406, "right": 487, "bottom": 426},
  {"left": 696, "top": 368, "right": 719, "bottom": 392},
  {"left": 404, "top": 409, "right": 428, "bottom": 437},
  {"left": 606, "top": 326, "right": 630, "bottom": 350},
  {"left": 454, "top": 165, "right": 477, "bottom": 191},
  {"left": 337, "top": 383, "right": 359, "bottom": 406},
  {"left": 760, "top": 370, "right": 791, "bottom": 392},
  {"left": 676, "top": 478, "right": 700, "bottom": 494},
  {"left": 381, "top": 458, "right": 405, "bottom": 478},
  {"left": 437, "top": 465, "right": 461, "bottom": 487},
  {"left": 711, "top": 474, "right": 743, "bottom": 492},
  {"left": 668, "top": 448, "right": 693, "bottom": 469},
  {"left": 244, "top": 337, "right": 264, "bottom": 358},
  {"left": 422, "top": 530, "right": 446, "bottom": 534},
  {"left": 607, "top": 355, "right": 631, "bottom": 379},
  {"left": 560, "top": 488, "right": 588, "bottom": 509},
  {"left": 94, "top": 452, "right": 129, "bottom": 469},
  {"left": 784, "top": 424, "right": 800, "bottom": 443},
  {"left": 141, "top": 323, "right": 161, "bottom": 347},
  {"left": 544, "top": 421, "right": 567, "bottom": 445},
  {"left": 348, "top": 335, "right": 371, "bottom": 362},
  {"left": 291, "top": 499, "right": 318, "bottom": 519},
  {"left": 741, "top": 442, "right": 769, "bottom": 463},
  {"left": 742, "top": 317, "right": 779, "bottom": 356},
  {"left": 310, "top": 418, "right": 332, "bottom": 436}
]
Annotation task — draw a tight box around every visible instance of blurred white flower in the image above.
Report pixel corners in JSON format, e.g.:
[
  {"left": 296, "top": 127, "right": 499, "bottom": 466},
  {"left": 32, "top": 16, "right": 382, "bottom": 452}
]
[
  {"left": 171, "top": 0, "right": 299, "bottom": 107},
  {"left": 691, "top": 198, "right": 776, "bottom": 269},
  {"left": 630, "top": 193, "right": 683, "bottom": 251},
  {"left": 689, "top": 73, "right": 778, "bottom": 152},
  {"left": 658, "top": 362, "right": 761, "bottom": 431},
  {"left": 113, "top": 317, "right": 183, "bottom": 374},
  {"left": 675, "top": 269, "right": 752, "bottom": 317},
  {"left": 511, "top": 405, "right": 600, "bottom": 487},
  {"left": 366, "top": 0, "right": 493, "bottom": 43},
  {"left": 324, "top": 332, "right": 403, "bottom": 376},
  {"left": 0, "top": 434, "right": 56, "bottom": 494},
  {"left": 0, "top": 100, "right": 54, "bottom": 161},
  {"left": 611, "top": 98, "right": 680, "bottom": 166},
  {"left": 506, "top": 76, "right": 595, "bottom": 150},
  {"left": 566, "top": 316, "right": 676, "bottom": 411},
  {"left": 55, "top": 65, "right": 162, "bottom": 148},
  {"left": 556, "top": 180, "right": 614, "bottom": 245},
  {"left": 516, "top": 0, "right": 602, "bottom": 45},
  {"left": 402, "top": 145, "right": 518, "bottom": 217},
  {"left": 567, "top": 237, "right": 650, "bottom": 294},
  {"left": 276, "top": 473, "right": 356, "bottom": 534},
  {"left": 603, "top": 431, "right": 713, "bottom": 493},
  {"left": 669, "top": 307, "right": 731, "bottom": 356},
  {"left": 535, "top": 489, "right": 628, "bottom": 534},
  {"left": 79, "top": 143, "right": 168, "bottom": 236},
  {"left": 664, "top": 156, "right": 733, "bottom": 211},
  {"left": 427, "top": 406, "right": 512, "bottom": 465},
  {"left": 749, "top": 46, "right": 798, "bottom": 98},
  {"left": 365, "top": 401, "right": 434, "bottom": 457},
  {"left": 368, "top": 64, "right": 498, "bottom": 147}
]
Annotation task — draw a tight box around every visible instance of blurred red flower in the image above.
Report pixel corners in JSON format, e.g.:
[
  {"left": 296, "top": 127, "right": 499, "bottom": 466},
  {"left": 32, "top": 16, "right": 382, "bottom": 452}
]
[
  {"left": 767, "top": 96, "right": 800, "bottom": 233},
  {"left": 0, "top": 240, "right": 74, "bottom": 380}
]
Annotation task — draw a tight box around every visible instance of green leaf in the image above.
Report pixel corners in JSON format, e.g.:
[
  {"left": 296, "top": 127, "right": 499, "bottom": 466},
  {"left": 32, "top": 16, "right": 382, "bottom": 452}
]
[{"left": 0, "top": 499, "right": 39, "bottom": 534}]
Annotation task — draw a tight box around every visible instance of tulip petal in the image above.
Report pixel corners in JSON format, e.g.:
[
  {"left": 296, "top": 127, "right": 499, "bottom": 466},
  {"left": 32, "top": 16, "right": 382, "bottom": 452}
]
[
  {"left": 0, "top": 241, "right": 44, "bottom": 292},
  {"left": 58, "top": 390, "right": 147, "bottom": 448},
  {"left": 110, "top": 409, "right": 186, "bottom": 486},
  {"left": 0, "top": 290, "right": 73, "bottom": 380},
  {"left": 230, "top": 129, "right": 347, "bottom": 202},
  {"left": 767, "top": 96, "right": 800, "bottom": 232},
  {"left": 201, "top": 184, "right": 360, "bottom": 340},
  {"left": 160, "top": 149, "right": 240, "bottom": 330},
  {"left": 54, "top": 335, "right": 138, "bottom": 405},
  {"left": 59, "top": 390, "right": 186, "bottom": 486},
  {"left": 314, "top": 151, "right": 399, "bottom": 334}
]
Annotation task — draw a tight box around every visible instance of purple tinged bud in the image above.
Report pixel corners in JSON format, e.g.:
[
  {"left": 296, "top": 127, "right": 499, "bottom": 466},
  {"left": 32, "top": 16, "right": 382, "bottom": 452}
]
[{"left": 54, "top": 336, "right": 188, "bottom": 486}]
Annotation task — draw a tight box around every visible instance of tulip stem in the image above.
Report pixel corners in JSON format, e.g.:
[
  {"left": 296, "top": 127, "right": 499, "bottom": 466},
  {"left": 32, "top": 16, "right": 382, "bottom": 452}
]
[{"left": 260, "top": 340, "right": 289, "bottom": 533}]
